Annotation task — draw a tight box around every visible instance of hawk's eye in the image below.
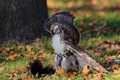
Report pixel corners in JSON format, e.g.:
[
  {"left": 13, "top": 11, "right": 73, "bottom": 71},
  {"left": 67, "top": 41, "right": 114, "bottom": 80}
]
[{"left": 56, "top": 28, "right": 61, "bottom": 33}]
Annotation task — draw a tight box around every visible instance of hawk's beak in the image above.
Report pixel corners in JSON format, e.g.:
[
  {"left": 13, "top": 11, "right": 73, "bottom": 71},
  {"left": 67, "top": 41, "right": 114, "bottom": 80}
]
[{"left": 44, "top": 19, "right": 51, "bottom": 33}]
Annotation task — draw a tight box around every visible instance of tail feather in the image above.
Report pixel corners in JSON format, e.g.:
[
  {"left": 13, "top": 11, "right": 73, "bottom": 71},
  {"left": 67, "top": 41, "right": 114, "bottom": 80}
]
[{"left": 66, "top": 43, "right": 109, "bottom": 73}]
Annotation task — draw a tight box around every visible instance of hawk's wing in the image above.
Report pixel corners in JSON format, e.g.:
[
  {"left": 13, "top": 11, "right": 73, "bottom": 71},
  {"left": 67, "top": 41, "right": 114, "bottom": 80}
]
[
  {"left": 44, "top": 11, "right": 80, "bottom": 45},
  {"left": 66, "top": 43, "right": 109, "bottom": 73}
]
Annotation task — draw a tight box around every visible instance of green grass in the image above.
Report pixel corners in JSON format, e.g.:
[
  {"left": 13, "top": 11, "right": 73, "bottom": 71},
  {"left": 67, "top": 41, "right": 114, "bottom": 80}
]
[
  {"left": 0, "top": 34, "right": 119, "bottom": 80},
  {"left": 0, "top": 12, "right": 120, "bottom": 80}
]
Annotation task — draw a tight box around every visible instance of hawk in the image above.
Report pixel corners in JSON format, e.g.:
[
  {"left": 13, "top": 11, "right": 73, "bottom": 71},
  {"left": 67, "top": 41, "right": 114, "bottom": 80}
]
[{"left": 44, "top": 11, "right": 108, "bottom": 73}]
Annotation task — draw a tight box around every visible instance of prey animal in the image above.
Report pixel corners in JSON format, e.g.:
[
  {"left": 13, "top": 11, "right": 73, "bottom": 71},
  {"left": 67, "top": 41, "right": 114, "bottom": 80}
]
[{"left": 44, "top": 11, "right": 108, "bottom": 73}]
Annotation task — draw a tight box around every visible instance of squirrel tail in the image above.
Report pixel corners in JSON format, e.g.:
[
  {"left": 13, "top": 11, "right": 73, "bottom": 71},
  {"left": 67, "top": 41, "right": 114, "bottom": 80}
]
[{"left": 29, "top": 59, "right": 55, "bottom": 76}]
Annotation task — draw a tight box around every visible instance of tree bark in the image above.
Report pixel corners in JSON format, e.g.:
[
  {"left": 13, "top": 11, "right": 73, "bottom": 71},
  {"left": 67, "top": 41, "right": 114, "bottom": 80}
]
[{"left": 0, "top": 0, "right": 48, "bottom": 43}]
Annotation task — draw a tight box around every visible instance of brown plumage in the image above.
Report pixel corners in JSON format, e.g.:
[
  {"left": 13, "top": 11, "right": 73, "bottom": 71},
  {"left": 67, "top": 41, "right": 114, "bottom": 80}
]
[
  {"left": 44, "top": 11, "right": 80, "bottom": 45},
  {"left": 44, "top": 11, "right": 108, "bottom": 73}
]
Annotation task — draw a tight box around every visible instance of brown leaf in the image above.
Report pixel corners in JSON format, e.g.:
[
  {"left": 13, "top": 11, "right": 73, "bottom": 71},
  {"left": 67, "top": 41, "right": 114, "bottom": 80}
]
[
  {"left": 67, "top": 72, "right": 77, "bottom": 78},
  {"left": 18, "top": 66, "right": 28, "bottom": 72},
  {"left": 26, "top": 53, "right": 34, "bottom": 60},
  {"left": 113, "top": 68, "right": 120, "bottom": 79},
  {"left": 56, "top": 67, "right": 66, "bottom": 75},
  {"left": 49, "top": 61, "right": 54, "bottom": 68},
  {"left": 8, "top": 53, "right": 20, "bottom": 60},
  {"left": 111, "top": 44, "right": 120, "bottom": 51},
  {"left": 0, "top": 48, "right": 3, "bottom": 53},
  {"left": 20, "top": 73, "right": 28, "bottom": 79},
  {"left": 106, "top": 47, "right": 111, "bottom": 52},
  {"left": 10, "top": 78, "right": 18, "bottom": 80},
  {"left": 18, "top": 45, "right": 25, "bottom": 50},
  {"left": 112, "top": 64, "right": 119, "bottom": 71},
  {"left": 82, "top": 65, "right": 90, "bottom": 75},
  {"left": 36, "top": 52, "right": 46, "bottom": 60},
  {"left": 98, "top": 67, "right": 103, "bottom": 74},
  {"left": 6, "top": 47, "right": 14, "bottom": 52},
  {"left": 26, "top": 45, "right": 33, "bottom": 52},
  {"left": 7, "top": 71, "right": 17, "bottom": 77}
]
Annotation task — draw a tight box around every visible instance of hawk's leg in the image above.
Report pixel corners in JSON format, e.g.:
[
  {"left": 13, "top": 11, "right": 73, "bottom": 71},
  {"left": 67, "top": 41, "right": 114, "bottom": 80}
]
[
  {"left": 54, "top": 54, "right": 63, "bottom": 70},
  {"left": 61, "top": 51, "right": 79, "bottom": 72}
]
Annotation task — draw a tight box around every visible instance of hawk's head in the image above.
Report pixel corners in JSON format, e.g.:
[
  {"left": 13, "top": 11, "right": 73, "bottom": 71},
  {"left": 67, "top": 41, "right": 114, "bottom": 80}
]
[
  {"left": 44, "top": 11, "right": 80, "bottom": 45},
  {"left": 44, "top": 11, "right": 75, "bottom": 34}
]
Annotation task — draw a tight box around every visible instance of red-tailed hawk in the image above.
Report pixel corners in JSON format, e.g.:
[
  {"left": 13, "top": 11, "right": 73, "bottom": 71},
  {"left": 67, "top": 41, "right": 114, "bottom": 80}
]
[{"left": 44, "top": 11, "right": 108, "bottom": 73}]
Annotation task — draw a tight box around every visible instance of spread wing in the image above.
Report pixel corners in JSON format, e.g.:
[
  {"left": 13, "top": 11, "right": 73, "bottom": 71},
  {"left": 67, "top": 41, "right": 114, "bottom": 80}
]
[
  {"left": 44, "top": 11, "right": 80, "bottom": 45},
  {"left": 66, "top": 43, "right": 109, "bottom": 73}
]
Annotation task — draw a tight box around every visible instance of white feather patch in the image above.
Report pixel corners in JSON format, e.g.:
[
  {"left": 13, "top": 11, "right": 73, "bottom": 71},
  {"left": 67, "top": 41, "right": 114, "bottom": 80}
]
[{"left": 52, "top": 34, "right": 65, "bottom": 54}]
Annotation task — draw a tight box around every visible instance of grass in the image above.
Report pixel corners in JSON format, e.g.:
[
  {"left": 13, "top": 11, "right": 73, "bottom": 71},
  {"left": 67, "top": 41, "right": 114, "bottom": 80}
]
[{"left": 0, "top": 12, "right": 120, "bottom": 80}]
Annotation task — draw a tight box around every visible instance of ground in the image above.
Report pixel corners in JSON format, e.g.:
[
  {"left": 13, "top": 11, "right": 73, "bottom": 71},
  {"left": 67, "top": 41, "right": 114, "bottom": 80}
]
[{"left": 0, "top": 0, "right": 120, "bottom": 80}]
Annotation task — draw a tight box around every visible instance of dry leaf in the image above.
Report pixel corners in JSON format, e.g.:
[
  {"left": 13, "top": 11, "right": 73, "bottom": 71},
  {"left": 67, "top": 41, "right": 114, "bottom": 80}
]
[
  {"left": 112, "top": 64, "right": 119, "bottom": 71},
  {"left": 49, "top": 61, "right": 54, "bottom": 68},
  {"left": 26, "top": 45, "right": 33, "bottom": 52},
  {"left": 113, "top": 68, "right": 120, "bottom": 78},
  {"left": 82, "top": 65, "right": 90, "bottom": 75},
  {"left": 7, "top": 71, "right": 17, "bottom": 77},
  {"left": 56, "top": 67, "right": 66, "bottom": 75},
  {"left": 20, "top": 73, "right": 28, "bottom": 79},
  {"left": 111, "top": 44, "right": 120, "bottom": 51},
  {"left": 67, "top": 72, "right": 77, "bottom": 78},
  {"left": 18, "top": 45, "right": 25, "bottom": 50},
  {"left": 18, "top": 66, "right": 28, "bottom": 72},
  {"left": 98, "top": 67, "right": 103, "bottom": 74},
  {"left": 106, "top": 47, "right": 111, "bottom": 52},
  {"left": 9, "top": 53, "right": 20, "bottom": 60},
  {"left": 6, "top": 47, "right": 14, "bottom": 52},
  {"left": 36, "top": 52, "right": 46, "bottom": 60},
  {"left": 0, "top": 48, "right": 3, "bottom": 53},
  {"left": 26, "top": 53, "right": 34, "bottom": 60},
  {"left": 10, "top": 78, "right": 18, "bottom": 80}
]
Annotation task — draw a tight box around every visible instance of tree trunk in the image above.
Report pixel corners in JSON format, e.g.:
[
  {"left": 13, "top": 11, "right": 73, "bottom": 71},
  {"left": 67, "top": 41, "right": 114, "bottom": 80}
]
[{"left": 0, "top": 0, "right": 48, "bottom": 43}]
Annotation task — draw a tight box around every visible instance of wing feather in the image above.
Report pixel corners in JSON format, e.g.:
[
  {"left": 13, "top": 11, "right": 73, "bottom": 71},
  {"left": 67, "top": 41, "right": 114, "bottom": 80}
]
[{"left": 66, "top": 43, "right": 109, "bottom": 73}]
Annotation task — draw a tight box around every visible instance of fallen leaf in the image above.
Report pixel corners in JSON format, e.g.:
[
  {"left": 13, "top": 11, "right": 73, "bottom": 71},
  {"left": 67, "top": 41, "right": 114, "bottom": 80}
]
[
  {"left": 98, "top": 67, "right": 103, "bottom": 74},
  {"left": 0, "top": 48, "right": 3, "bottom": 53},
  {"left": 6, "top": 47, "right": 14, "bottom": 52},
  {"left": 67, "top": 72, "right": 77, "bottom": 78},
  {"left": 111, "top": 44, "right": 120, "bottom": 51},
  {"left": 82, "top": 65, "right": 90, "bottom": 75},
  {"left": 56, "top": 67, "right": 66, "bottom": 75},
  {"left": 49, "top": 61, "right": 54, "bottom": 68},
  {"left": 18, "top": 66, "right": 28, "bottom": 72},
  {"left": 113, "top": 68, "right": 120, "bottom": 79},
  {"left": 26, "top": 53, "right": 34, "bottom": 60},
  {"left": 20, "top": 73, "right": 28, "bottom": 79},
  {"left": 7, "top": 71, "right": 17, "bottom": 77},
  {"left": 112, "top": 64, "right": 119, "bottom": 71},
  {"left": 8, "top": 53, "right": 20, "bottom": 60},
  {"left": 18, "top": 45, "right": 25, "bottom": 50},
  {"left": 26, "top": 45, "right": 33, "bottom": 52},
  {"left": 10, "top": 78, "right": 18, "bottom": 80},
  {"left": 106, "top": 47, "right": 111, "bottom": 52},
  {"left": 36, "top": 52, "right": 46, "bottom": 60}
]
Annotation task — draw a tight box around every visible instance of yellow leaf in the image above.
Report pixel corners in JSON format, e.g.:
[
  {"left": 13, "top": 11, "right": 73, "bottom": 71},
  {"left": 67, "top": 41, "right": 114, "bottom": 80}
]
[
  {"left": 82, "top": 65, "right": 90, "bottom": 75},
  {"left": 67, "top": 72, "right": 77, "bottom": 78},
  {"left": 26, "top": 45, "right": 33, "bottom": 52},
  {"left": 56, "top": 67, "right": 66, "bottom": 75},
  {"left": 9, "top": 53, "right": 20, "bottom": 60}
]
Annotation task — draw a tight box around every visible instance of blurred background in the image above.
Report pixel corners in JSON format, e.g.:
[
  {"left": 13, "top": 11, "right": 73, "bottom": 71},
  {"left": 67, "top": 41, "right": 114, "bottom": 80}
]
[{"left": 47, "top": 0, "right": 120, "bottom": 38}]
